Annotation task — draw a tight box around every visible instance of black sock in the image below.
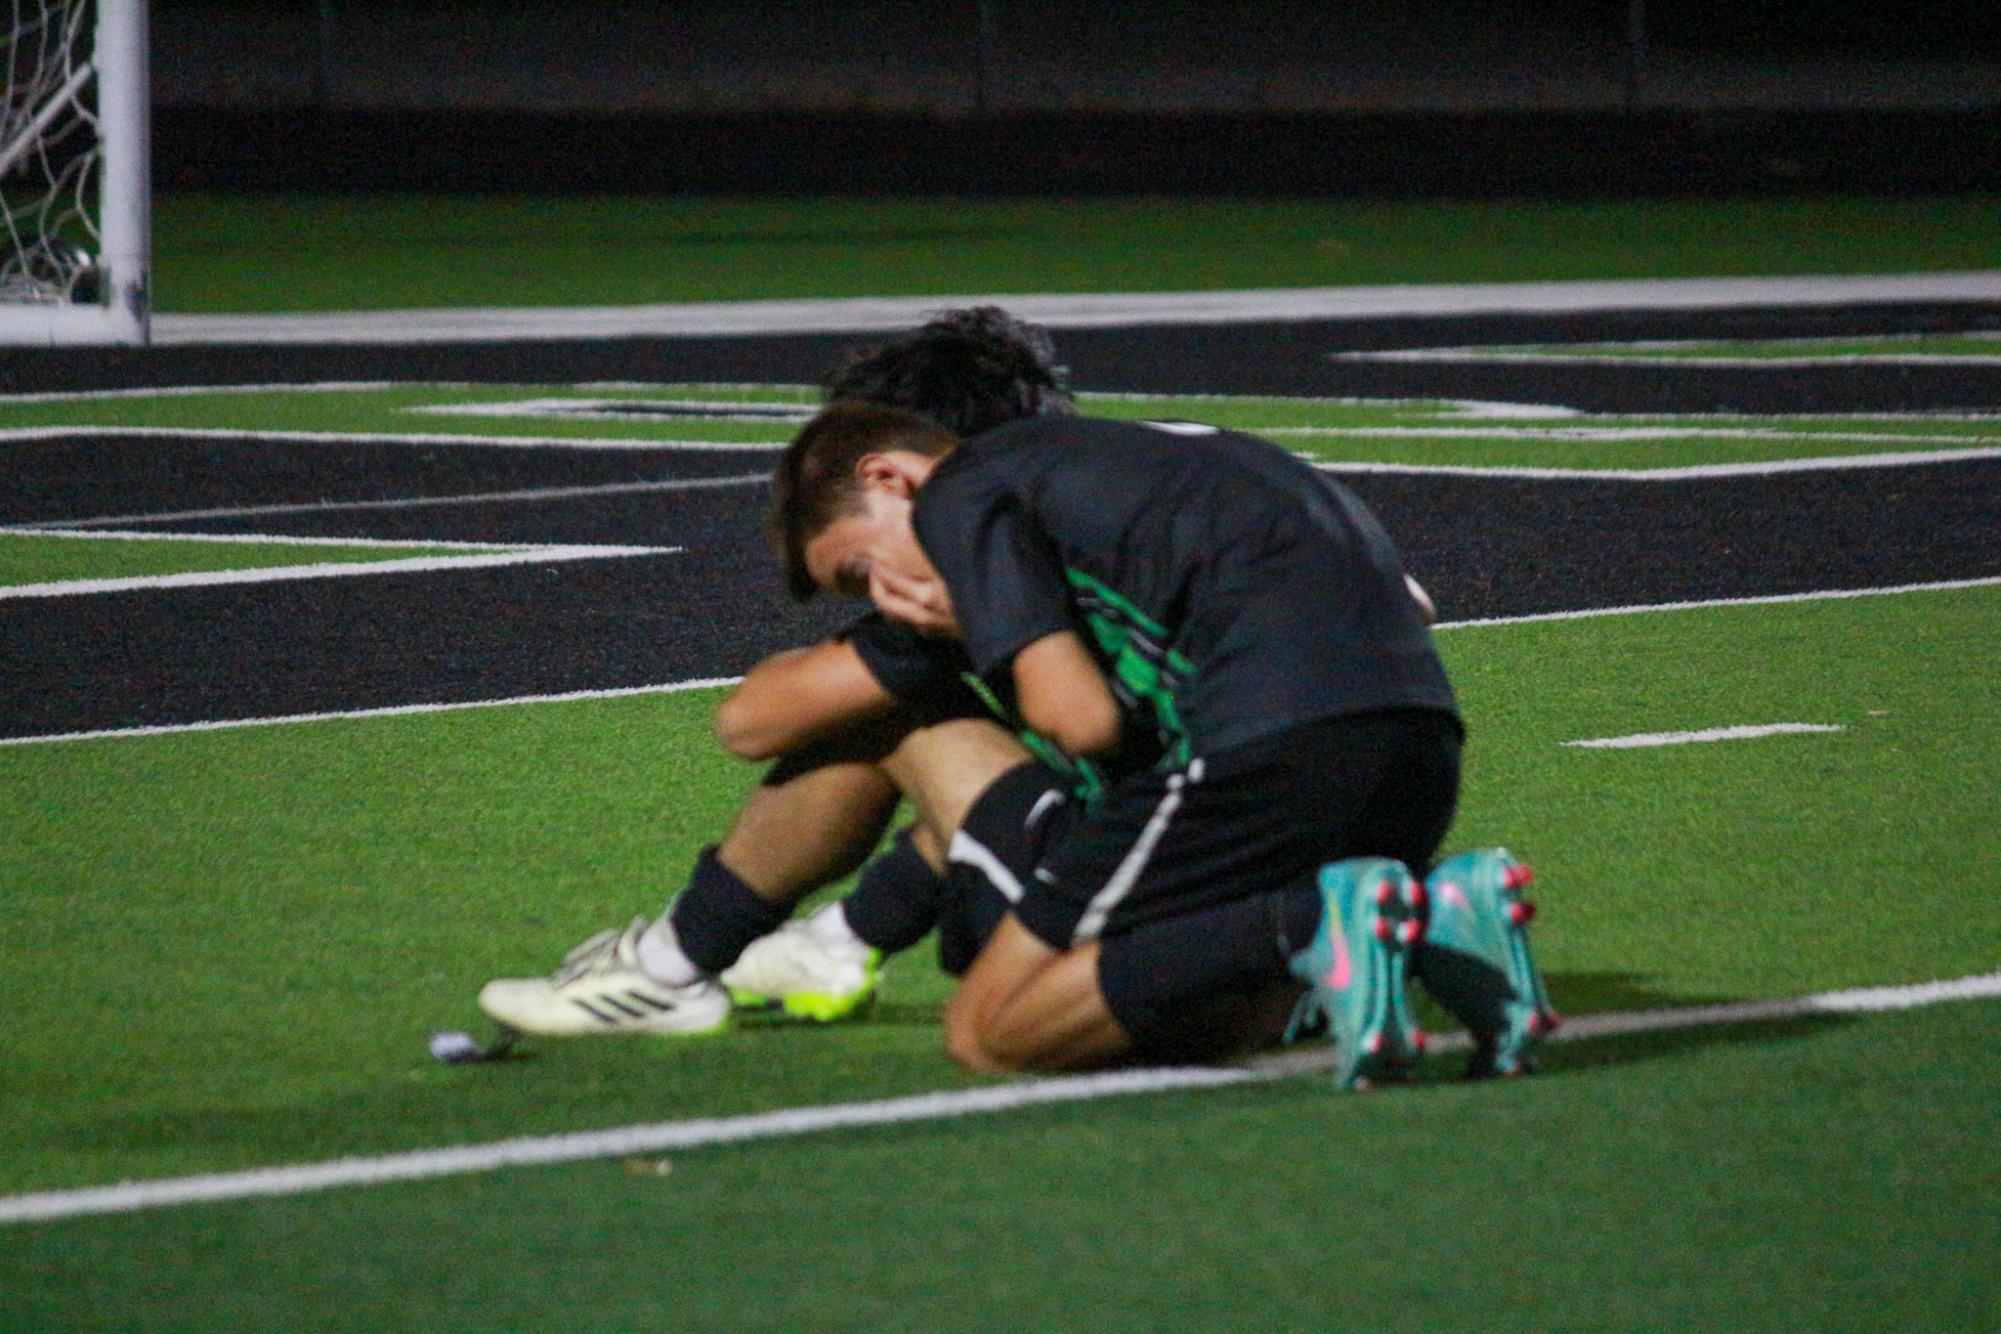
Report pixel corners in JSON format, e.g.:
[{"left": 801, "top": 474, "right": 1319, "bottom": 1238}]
[
  {"left": 667, "top": 846, "right": 793, "bottom": 975},
  {"left": 1276, "top": 880, "right": 1326, "bottom": 955},
  {"left": 839, "top": 827, "right": 947, "bottom": 955},
  {"left": 1096, "top": 887, "right": 1312, "bottom": 1045}
]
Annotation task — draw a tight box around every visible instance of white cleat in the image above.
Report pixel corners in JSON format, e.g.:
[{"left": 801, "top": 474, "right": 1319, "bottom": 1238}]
[
  {"left": 721, "top": 911, "right": 881, "bottom": 1023},
  {"left": 478, "top": 918, "right": 731, "bottom": 1038}
]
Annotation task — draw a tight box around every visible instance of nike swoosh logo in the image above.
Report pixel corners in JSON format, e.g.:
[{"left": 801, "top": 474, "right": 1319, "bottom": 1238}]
[{"left": 1326, "top": 923, "right": 1352, "bottom": 990}]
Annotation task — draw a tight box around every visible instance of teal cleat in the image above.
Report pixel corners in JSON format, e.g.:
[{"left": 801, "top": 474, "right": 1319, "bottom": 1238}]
[
  {"left": 1417, "top": 848, "right": 1559, "bottom": 1078},
  {"left": 1285, "top": 857, "right": 1428, "bottom": 1090}
]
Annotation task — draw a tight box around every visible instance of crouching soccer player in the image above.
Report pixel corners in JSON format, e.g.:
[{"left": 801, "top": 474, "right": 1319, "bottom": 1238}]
[
  {"left": 767, "top": 403, "right": 1557, "bottom": 1084},
  {"left": 483, "top": 395, "right": 1556, "bottom": 1084}
]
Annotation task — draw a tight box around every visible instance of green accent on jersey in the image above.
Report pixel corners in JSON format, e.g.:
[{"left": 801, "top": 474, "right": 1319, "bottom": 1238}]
[
  {"left": 1064, "top": 568, "right": 1196, "bottom": 768},
  {"left": 958, "top": 671, "right": 1109, "bottom": 805}
]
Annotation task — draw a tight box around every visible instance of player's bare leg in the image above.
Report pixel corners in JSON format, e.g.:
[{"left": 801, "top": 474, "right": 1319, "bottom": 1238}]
[
  {"left": 713, "top": 736, "right": 903, "bottom": 907},
  {"left": 943, "top": 918, "right": 1132, "bottom": 1072},
  {"left": 872, "top": 718, "right": 1136, "bottom": 1071}
]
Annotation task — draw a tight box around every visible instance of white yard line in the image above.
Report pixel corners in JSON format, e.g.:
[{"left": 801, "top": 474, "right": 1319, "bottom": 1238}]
[
  {"left": 2, "top": 968, "right": 1995, "bottom": 1227},
  {"left": 31, "top": 472, "right": 769, "bottom": 530},
  {"left": 0, "top": 381, "right": 802, "bottom": 406},
  {"left": 0, "top": 425, "right": 780, "bottom": 451},
  {"left": 1564, "top": 723, "right": 1846, "bottom": 749},
  {"left": 1336, "top": 351, "right": 2001, "bottom": 367},
  {"left": 0, "top": 381, "right": 427, "bottom": 405},
  {"left": 1312, "top": 446, "right": 2001, "bottom": 481},
  {"left": 1432, "top": 575, "right": 2001, "bottom": 630},
  {"left": 0, "top": 544, "right": 678, "bottom": 601},
  {"left": 0, "top": 679, "right": 742, "bottom": 749},
  {"left": 6, "top": 576, "right": 1996, "bottom": 749},
  {"left": 142, "top": 272, "right": 2001, "bottom": 344},
  {"left": 408, "top": 397, "right": 814, "bottom": 422},
  {"left": 1271, "top": 425, "right": 1999, "bottom": 444},
  {"left": 0, "top": 527, "right": 528, "bottom": 551}
]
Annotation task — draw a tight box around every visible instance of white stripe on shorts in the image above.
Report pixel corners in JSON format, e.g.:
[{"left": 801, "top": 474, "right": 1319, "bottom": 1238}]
[
  {"left": 947, "top": 830, "right": 1026, "bottom": 903},
  {"left": 1072, "top": 758, "right": 1206, "bottom": 943}
]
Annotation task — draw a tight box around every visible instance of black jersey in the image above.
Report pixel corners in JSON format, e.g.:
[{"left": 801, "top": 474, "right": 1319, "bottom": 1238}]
[{"left": 910, "top": 415, "right": 1457, "bottom": 762}]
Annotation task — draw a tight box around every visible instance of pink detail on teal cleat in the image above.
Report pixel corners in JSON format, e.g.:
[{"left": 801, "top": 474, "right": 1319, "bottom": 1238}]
[
  {"left": 1326, "top": 927, "right": 1352, "bottom": 990},
  {"left": 1285, "top": 857, "right": 1426, "bottom": 1090}
]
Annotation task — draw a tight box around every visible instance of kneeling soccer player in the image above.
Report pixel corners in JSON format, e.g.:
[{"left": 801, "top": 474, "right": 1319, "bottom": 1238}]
[
  {"left": 484, "top": 398, "right": 1555, "bottom": 1084},
  {"left": 768, "top": 403, "right": 1556, "bottom": 1085}
]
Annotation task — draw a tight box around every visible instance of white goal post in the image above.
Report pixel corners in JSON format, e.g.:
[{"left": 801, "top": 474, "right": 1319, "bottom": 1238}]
[{"left": 1, "top": 0, "right": 149, "bottom": 345}]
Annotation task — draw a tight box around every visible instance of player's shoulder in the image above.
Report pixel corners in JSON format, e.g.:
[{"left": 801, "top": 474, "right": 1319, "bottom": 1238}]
[{"left": 965, "top": 413, "right": 1241, "bottom": 456}]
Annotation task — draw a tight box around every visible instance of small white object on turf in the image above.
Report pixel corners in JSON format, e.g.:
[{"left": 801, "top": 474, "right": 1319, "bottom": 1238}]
[
  {"left": 429, "top": 1030, "right": 483, "bottom": 1063},
  {"left": 479, "top": 918, "right": 730, "bottom": 1038}
]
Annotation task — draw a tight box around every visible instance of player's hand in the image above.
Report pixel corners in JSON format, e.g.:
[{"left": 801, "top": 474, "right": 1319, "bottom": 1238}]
[{"left": 870, "top": 563, "right": 961, "bottom": 639}]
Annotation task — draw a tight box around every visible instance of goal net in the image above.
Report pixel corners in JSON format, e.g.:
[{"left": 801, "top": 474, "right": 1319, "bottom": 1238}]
[{"left": 1, "top": 0, "right": 147, "bottom": 344}]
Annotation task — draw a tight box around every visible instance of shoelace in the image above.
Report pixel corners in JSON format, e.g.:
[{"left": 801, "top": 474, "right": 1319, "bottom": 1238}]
[{"left": 550, "top": 924, "right": 631, "bottom": 985}]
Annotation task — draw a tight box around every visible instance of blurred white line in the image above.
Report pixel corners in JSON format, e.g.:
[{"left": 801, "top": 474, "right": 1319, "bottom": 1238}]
[
  {"left": 0, "top": 678, "right": 742, "bottom": 749},
  {"left": 1564, "top": 723, "right": 1845, "bottom": 749},
  {"left": 2, "top": 969, "right": 1995, "bottom": 1225},
  {"left": 0, "top": 545, "right": 678, "bottom": 600}
]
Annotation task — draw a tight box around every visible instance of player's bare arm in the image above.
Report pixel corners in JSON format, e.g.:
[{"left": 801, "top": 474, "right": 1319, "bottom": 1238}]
[
  {"left": 1012, "top": 630, "right": 1122, "bottom": 758},
  {"left": 713, "top": 638, "right": 900, "bottom": 761}
]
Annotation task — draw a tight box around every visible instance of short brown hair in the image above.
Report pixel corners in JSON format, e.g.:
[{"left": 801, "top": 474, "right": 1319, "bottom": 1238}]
[{"left": 771, "top": 402, "right": 958, "bottom": 600}]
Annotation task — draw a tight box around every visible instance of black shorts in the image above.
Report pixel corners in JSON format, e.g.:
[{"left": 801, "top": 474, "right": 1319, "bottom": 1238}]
[{"left": 949, "top": 709, "right": 1462, "bottom": 951}]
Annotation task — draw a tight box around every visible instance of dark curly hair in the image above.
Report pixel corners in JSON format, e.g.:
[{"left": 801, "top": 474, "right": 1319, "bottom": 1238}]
[{"left": 822, "top": 306, "right": 1075, "bottom": 439}]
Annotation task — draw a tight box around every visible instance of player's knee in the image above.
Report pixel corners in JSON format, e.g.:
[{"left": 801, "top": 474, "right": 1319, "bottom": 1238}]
[{"left": 942, "top": 1011, "right": 1020, "bottom": 1074}]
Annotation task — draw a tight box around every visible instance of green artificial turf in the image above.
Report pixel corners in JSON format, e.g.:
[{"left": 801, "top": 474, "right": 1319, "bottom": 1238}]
[
  {"left": 153, "top": 194, "right": 2001, "bottom": 312},
  {"left": 4, "top": 1000, "right": 1996, "bottom": 1333},
  {"left": 0, "top": 533, "right": 510, "bottom": 587},
  {"left": 3, "top": 583, "right": 1995, "bottom": 1202}
]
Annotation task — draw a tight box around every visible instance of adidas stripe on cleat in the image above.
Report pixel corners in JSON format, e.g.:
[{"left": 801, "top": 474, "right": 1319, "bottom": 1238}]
[
  {"left": 1284, "top": 857, "right": 1427, "bottom": 1090},
  {"left": 478, "top": 918, "right": 731, "bottom": 1038},
  {"left": 1416, "top": 848, "right": 1559, "bottom": 1077}
]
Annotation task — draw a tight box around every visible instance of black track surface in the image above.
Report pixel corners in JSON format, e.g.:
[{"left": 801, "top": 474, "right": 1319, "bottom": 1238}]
[
  {"left": 8, "top": 303, "right": 2001, "bottom": 412},
  {"left": 4, "top": 304, "right": 1998, "bottom": 740},
  {"left": 6, "top": 446, "right": 1996, "bottom": 739},
  {"left": 3, "top": 438, "right": 771, "bottom": 528}
]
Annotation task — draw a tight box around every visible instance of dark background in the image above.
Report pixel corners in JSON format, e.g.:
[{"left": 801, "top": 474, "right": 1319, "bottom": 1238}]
[{"left": 142, "top": 1, "right": 2001, "bottom": 194}]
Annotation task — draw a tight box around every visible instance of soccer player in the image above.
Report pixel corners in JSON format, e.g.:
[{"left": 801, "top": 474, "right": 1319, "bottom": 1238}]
[
  {"left": 762, "top": 402, "right": 1555, "bottom": 1085},
  {"left": 485, "top": 386, "right": 1555, "bottom": 1084}
]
